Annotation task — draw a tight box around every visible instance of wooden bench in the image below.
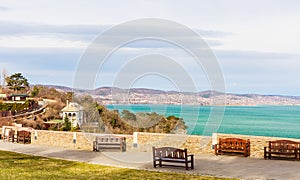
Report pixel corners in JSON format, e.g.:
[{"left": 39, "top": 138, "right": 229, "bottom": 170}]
[
  {"left": 3, "top": 128, "right": 17, "bottom": 143},
  {"left": 17, "top": 130, "right": 31, "bottom": 144},
  {"left": 152, "top": 147, "right": 194, "bottom": 170},
  {"left": 214, "top": 138, "right": 250, "bottom": 157},
  {"left": 93, "top": 136, "right": 126, "bottom": 152},
  {"left": 264, "top": 140, "right": 300, "bottom": 160}
]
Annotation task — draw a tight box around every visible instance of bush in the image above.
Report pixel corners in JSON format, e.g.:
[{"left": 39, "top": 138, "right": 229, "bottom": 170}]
[{"left": 62, "top": 116, "right": 71, "bottom": 131}]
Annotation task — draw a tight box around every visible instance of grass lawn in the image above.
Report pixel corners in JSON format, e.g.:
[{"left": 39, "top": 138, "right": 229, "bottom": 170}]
[{"left": 0, "top": 150, "right": 236, "bottom": 180}]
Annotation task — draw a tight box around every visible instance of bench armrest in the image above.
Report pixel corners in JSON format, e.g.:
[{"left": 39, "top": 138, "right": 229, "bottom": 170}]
[{"left": 187, "top": 154, "right": 194, "bottom": 160}]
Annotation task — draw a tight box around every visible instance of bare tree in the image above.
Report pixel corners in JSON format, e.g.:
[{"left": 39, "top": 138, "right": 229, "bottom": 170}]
[{"left": 2, "top": 69, "right": 7, "bottom": 87}]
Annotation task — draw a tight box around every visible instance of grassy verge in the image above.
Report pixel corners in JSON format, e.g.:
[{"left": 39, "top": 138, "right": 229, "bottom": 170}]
[{"left": 0, "top": 150, "right": 234, "bottom": 180}]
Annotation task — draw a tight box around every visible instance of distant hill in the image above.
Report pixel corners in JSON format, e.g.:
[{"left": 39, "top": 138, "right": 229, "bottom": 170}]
[{"left": 39, "top": 85, "right": 300, "bottom": 106}]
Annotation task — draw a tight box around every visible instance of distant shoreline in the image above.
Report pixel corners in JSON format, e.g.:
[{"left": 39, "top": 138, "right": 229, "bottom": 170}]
[
  {"left": 44, "top": 85, "right": 300, "bottom": 106},
  {"left": 104, "top": 103, "right": 300, "bottom": 106}
]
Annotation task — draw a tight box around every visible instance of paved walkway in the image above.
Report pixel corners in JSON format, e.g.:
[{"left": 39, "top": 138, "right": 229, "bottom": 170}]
[{"left": 0, "top": 142, "right": 300, "bottom": 180}]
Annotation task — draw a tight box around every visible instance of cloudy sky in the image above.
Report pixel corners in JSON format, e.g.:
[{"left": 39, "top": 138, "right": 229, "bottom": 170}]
[{"left": 0, "top": 0, "right": 299, "bottom": 95}]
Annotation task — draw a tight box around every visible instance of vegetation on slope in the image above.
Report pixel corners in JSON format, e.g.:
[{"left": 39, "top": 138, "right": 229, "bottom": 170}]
[
  {"left": 76, "top": 95, "right": 187, "bottom": 134},
  {"left": 1, "top": 76, "right": 188, "bottom": 134}
]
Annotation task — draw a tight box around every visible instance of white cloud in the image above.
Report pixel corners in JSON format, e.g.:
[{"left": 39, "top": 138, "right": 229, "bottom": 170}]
[
  {"left": 216, "top": 26, "right": 300, "bottom": 53},
  {"left": 0, "top": 0, "right": 300, "bottom": 94},
  {"left": 0, "top": 21, "right": 229, "bottom": 49},
  {"left": 0, "top": 6, "right": 8, "bottom": 11},
  {"left": 0, "top": 35, "right": 87, "bottom": 48}
]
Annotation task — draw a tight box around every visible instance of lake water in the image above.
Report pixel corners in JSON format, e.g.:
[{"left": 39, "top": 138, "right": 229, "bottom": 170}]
[{"left": 106, "top": 105, "right": 300, "bottom": 139}]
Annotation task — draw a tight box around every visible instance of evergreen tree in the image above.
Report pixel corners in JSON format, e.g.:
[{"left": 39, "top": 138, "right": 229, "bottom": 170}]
[
  {"left": 6, "top": 73, "right": 29, "bottom": 92},
  {"left": 63, "top": 116, "right": 71, "bottom": 131}
]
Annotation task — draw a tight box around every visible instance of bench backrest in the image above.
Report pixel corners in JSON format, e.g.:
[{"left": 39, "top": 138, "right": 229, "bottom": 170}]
[
  {"left": 268, "top": 140, "right": 300, "bottom": 150},
  {"left": 218, "top": 138, "right": 250, "bottom": 149},
  {"left": 18, "top": 130, "right": 31, "bottom": 138},
  {"left": 4, "top": 128, "right": 12, "bottom": 136},
  {"left": 96, "top": 136, "right": 125, "bottom": 143},
  {"left": 153, "top": 147, "right": 187, "bottom": 159},
  {"left": 9, "top": 129, "right": 15, "bottom": 137}
]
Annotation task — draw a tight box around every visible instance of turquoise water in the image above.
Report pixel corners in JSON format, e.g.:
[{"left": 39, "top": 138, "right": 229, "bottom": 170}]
[{"left": 106, "top": 105, "right": 300, "bottom": 139}]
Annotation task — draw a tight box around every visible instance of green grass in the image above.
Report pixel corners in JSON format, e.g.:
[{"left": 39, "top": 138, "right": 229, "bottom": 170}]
[{"left": 0, "top": 150, "right": 235, "bottom": 180}]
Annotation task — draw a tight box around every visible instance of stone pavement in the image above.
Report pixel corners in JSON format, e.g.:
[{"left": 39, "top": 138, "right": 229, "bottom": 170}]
[{"left": 0, "top": 141, "right": 300, "bottom": 180}]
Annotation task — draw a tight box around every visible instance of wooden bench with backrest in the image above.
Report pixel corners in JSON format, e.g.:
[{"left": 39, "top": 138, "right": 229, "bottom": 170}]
[
  {"left": 93, "top": 135, "right": 126, "bottom": 152},
  {"left": 17, "top": 130, "right": 31, "bottom": 144},
  {"left": 9, "top": 129, "right": 17, "bottom": 143},
  {"left": 264, "top": 140, "right": 300, "bottom": 160},
  {"left": 152, "top": 147, "right": 194, "bottom": 170},
  {"left": 3, "top": 128, "right": 17, "bottom": 143},
  {"left": 214, "top": 138, "right": 250, "bottom": 157}
]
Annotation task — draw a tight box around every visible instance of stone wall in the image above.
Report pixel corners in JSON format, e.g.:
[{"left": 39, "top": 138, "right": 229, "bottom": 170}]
[
  {"left": 134, "top": 133, "right": 300, "bottom": 157},
  {"left": 31, "top": 130, "right": 133, "bottom": 151},
  {"left": 133, "top": 132, "right": 212, "bottom": 154},
  {"left": 30, "top": 130, "right": 300, "bottom": 158},
  {"left": 30, "top": 130, "right": 212, "bottom": 154}
]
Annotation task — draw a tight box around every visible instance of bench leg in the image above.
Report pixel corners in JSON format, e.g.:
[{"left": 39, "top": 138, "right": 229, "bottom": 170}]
[
  {"left": 153, "top": 160, "right": 156, "bottom": 168},
  {"left": 244, "top": 148, "right": 249, "bottom": 157},
  {"left": 159, "top": 160, "right": 162, "bottom": 167},
  {"left": 264, "top": 147, "right": 269, "bottom": 159},
  {"left": 122, "top": 143, "right": 126, "bottom": 152},
  {"left": 191, "top": 156, "right": 194, "bottom": 170},
  {"left": 265, "top": 152, "right": 270, "bottom": 159}
]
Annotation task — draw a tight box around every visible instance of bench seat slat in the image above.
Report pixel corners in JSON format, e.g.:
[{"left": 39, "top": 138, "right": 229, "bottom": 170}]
[
  {"left": 97, "top": 146, "right": 122, "bottom": 149},
  {"left": 96, "top": 143, "right": 122, "bottom": 145},
  {"left": 160, "top": 158, "right": 191, "bottom": 163}
]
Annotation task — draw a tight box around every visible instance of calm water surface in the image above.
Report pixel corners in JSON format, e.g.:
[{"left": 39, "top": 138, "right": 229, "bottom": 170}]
[{"left": 106, "top": 105, "right": 300, "bottom": 139}]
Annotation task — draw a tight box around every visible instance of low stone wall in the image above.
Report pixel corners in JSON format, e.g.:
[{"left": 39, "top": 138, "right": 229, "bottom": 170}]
[
  {"left": 30, "top": 130, "right": 212, "bottom": 153},
  {"left": 31, "top": 130, "right": 133, "bottom": 151},
  {"left": 134, "top": 132, "right": 212, "bottom": 154},
  {"left": 30, "top": 130, "right": 300, "bottom": 158}
]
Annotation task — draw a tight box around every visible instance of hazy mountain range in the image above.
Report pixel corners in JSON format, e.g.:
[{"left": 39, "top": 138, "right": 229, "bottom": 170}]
[{"left": 43, "top": 85, "right": 300, "bottom": 106}]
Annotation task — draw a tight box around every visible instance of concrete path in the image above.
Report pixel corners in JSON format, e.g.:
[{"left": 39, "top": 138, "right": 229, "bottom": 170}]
[{"left": 0, "top": 141, "right": 300, "bottom": 180}]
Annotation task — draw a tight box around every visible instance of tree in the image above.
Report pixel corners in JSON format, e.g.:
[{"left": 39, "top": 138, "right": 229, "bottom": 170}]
[
  {"left": 66, "top": 92, "right": 74, "bottom": 102},
  {"left": 121, "top": 110, "right": 136, "bottom": 121},
  {"left": 62, "top": 116, "right": 71, "bottom": 131},
  {"left": 2, "top": 69, "right": 7, "bottom": 87},
  {"left": 5, "top": 73, "right": 29, "bottom": 92},
  {"left": 31, "top": 85, "right": 40, "bottom": 97}
]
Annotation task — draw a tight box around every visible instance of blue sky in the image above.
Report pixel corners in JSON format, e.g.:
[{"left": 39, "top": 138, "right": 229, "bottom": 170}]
[{"left": 0, "top": 0, "right": 300, "bottom": 95}]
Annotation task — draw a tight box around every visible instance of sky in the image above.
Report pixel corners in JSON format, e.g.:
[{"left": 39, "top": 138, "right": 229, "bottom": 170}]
[{"left": 0, "top": 0, "right": 300, "bottom": 95}]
